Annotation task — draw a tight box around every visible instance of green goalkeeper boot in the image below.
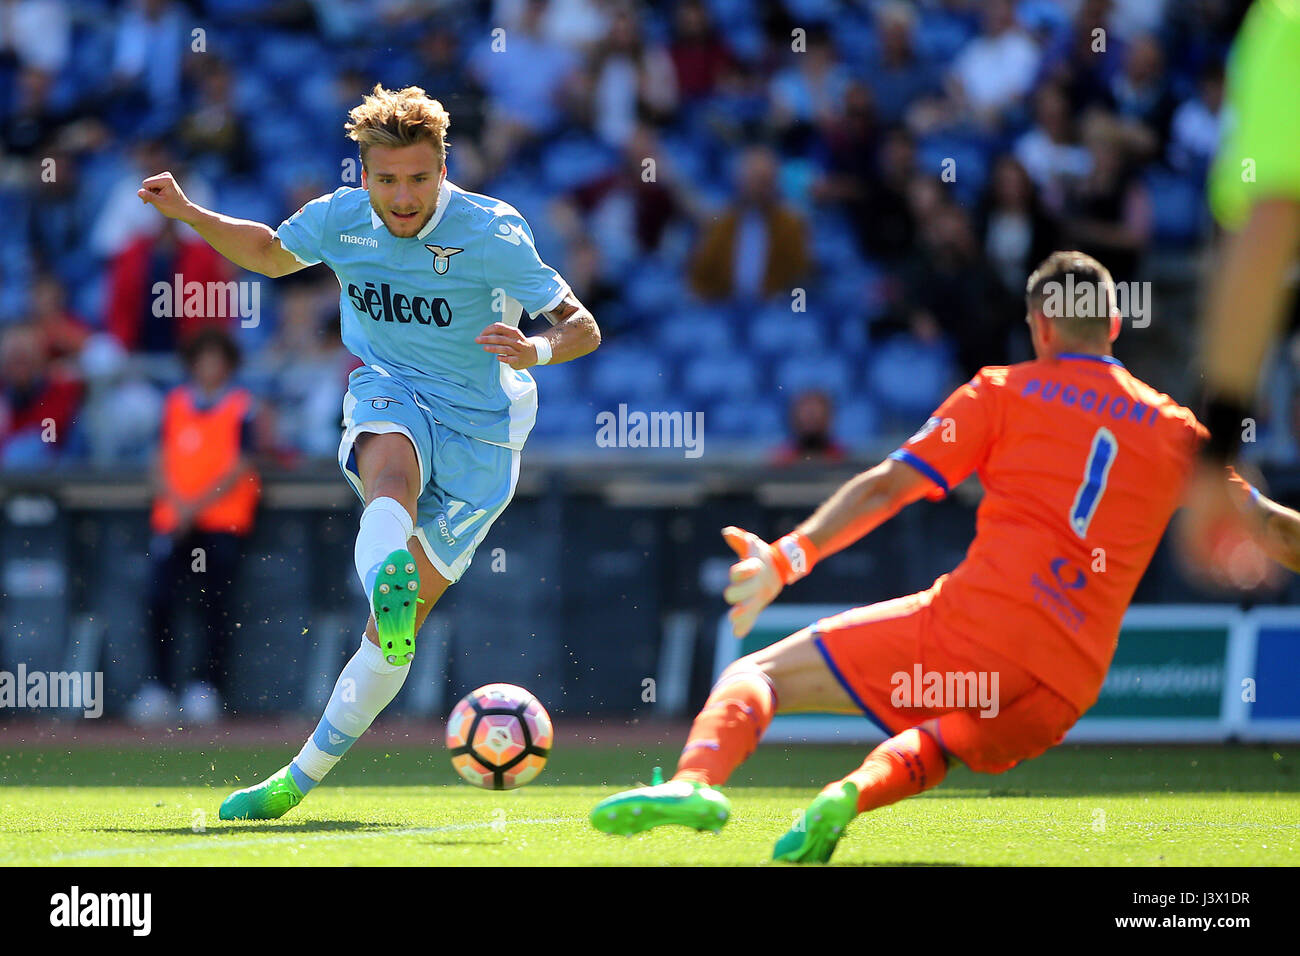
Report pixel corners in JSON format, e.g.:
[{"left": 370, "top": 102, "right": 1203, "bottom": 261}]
[
  {"left": 219, "top": 765, "right": 304, "bottom": 821},
  {"left": 772, "top": 781, "right": 859, "bottom": 863},
  {"left": 590, "top": 767, "right": 731, "bottom": 835}
]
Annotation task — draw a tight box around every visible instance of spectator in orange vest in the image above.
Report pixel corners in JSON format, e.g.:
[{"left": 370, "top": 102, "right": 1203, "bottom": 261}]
[{"left": 129, "top": 327, "right": 260, "bottom": 725}]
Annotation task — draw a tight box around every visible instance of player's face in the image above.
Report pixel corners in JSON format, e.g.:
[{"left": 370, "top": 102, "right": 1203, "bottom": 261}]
[{"left": 362, "top": 142, "right": 445, "bottom": 238}]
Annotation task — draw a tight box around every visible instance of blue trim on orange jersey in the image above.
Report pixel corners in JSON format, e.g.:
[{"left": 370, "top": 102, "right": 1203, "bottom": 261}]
[
  {"left": 889, "top": 448, "right": 949, "bottom": 495},
  {"left": 811, "top": 631, "right": 895, "bottom": 735},
  {"left": 1057, "top": 352, "right": 1126, "bottom": 369}
]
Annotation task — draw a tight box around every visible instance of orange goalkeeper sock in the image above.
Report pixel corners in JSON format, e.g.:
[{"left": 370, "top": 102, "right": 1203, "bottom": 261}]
[
  {"left": 673, "top": 670, "right": 776, "bottom": 787},
  {"left": 840, "top": 727, "right": 948, "bottom": 813}
]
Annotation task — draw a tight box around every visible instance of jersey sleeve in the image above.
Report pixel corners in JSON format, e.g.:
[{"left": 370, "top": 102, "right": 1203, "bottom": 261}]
[
  {"left": 889, "top": 370, "right": 999, "bottom": 500},
  {"left": 480, "top": 213, "right": 569, "bottom": 317},
  {"left": 274, "top": 191, "right": 335, "bottom": 267}
]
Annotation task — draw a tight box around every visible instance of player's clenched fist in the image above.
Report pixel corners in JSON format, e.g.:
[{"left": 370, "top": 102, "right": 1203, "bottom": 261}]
[
  {"left": 721, "top": 526, "right": 820, "bottom": 638},
  {"left": 137, "top": 171, "right": 193, "bottom": 221}
]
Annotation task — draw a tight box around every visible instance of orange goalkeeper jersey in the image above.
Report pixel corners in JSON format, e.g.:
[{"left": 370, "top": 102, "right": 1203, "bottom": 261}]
[{"left": 889, "top": 352, "right": 1207, "bottom": 712}]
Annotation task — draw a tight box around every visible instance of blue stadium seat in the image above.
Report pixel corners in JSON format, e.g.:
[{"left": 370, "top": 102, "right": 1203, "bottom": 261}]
[
  {"left": 864, "top": 338, "right": 954, "bottom": 419},
  {"left": 656, "top": 306, "right": 735, "bottom": 355},
  {"left": 587, "top": 346, "right": 672, "bottom": 401},
  {"left": 623, "top": 260, "right": 687, "bottom": 319},
  {"left": 773, "top": 353, "right": 852, "bottom": 403},
  {"left": 913, "top": 10, "right": 975, "bottom": 63},
  {"left": 833, "top": 397, "right": 881, "bottom": 450},
  {"left": 747, "top": 303, "right": 826, "bottom": 355},
  {"left": 654, "top": 134, "right": 711, "bottom": 190},
  {"left": 1146, "top": 168, "right": 1208, "bottom": 246},
  {"left": 541, "top": 136, "right": 619, "bottom": 192},
  {"left": 682, "top": 353, "right": 760, "bottom": 401},
  {"left": 809, "top": 212, "right": 865, "bottom": 271},
  {"left": 707, "top": 396, "right": 784, "bottom": 440},
  {"left": 530, "top": 398, "right": 600, "bottom": 441},
  {"left": 916, "top": 135, "right": 991, "bottom": 205},
  {"left": 533, "top": 357, "right": 583, "bottom": 402}
]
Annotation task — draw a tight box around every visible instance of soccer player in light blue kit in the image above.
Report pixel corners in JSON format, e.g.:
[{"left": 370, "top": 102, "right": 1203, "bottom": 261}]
[{"left": 138, "top": 85, "right": 601, "bottom": 819}]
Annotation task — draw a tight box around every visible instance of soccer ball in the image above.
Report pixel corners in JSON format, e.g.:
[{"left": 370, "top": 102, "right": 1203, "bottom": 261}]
[{"left": 446, "top": 683, "right": 553, "bottom": 790}]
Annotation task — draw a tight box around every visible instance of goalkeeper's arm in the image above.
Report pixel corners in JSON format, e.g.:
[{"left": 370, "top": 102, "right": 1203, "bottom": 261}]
[{"left": 722, "top": 458, "right": 933, "bottom": 636}]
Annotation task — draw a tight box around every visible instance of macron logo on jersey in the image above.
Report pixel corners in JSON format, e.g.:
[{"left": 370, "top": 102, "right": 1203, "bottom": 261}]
[{"left": 340, "top": 233, "right": 379, "bottom": 248}]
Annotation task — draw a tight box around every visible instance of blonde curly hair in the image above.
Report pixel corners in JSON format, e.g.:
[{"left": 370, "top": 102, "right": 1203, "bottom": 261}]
[{"left": 345, "top": 84, "right": 450, "bottom": 169}]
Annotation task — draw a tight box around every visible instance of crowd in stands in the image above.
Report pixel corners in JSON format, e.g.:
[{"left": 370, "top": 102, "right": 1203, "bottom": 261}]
[{"left": 1, "top": 0, "right": 1281, "bottom": 470}]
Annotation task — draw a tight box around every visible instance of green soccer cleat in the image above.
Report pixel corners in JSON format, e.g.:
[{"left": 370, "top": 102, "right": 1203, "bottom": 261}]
[
  {"left": 772, "top": 781, "right": 859, "bottom": 863},
  {"left": 590, "top": 767, "right": 731, "bottom": 835},
  {"left": 219, "top": 765, "right": 304, "bottom": 821},
  {"left": 373, "top": 548, "right": 420, "bottom": 665}
]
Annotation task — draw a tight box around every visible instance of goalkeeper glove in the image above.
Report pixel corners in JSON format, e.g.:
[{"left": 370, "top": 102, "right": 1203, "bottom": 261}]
[{"left": 721, "top": 526, "right": 820, "bottom": 638}]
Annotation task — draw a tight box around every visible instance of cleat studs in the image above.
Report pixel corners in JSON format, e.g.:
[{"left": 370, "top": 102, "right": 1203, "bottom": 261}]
[
  {"left": 386, "top": 655, "right": 397, "bottom": 665},
  {"left": 385, "top": 563, "right": 396, "bottom": 575},
  {"left": 404, "top": 652, "right": 414, "bottom": 662},
  {"left": 379, "top": 583, "right": 390, "bottom": 594},
  {"left": 405, "top": 562, "right": 415, "bottom": 573},
  {"left": 407, "top": 580, "right": 418, "bottom": 591}
]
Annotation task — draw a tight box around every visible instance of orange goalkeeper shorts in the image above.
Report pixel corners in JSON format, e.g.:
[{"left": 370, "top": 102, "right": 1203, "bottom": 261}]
[{"left": 810, "top": 588, "right": 1081, "bottom": 774}]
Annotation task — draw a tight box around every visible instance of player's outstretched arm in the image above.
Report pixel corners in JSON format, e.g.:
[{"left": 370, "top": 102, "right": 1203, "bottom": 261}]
[
  {"left": 721, "top": 458, "right": 932, "bottom": 636},
  {"left": 1238, "top": 484, "right": 1300, "bottom": 575},
  {"left": 1180, "top": 467, "right": 1293, "bottom": 589},
  {"left": 475, "top": 290, "right": 600, "bottom": 369},
  {"left": 137, "top": 171, "right": 308, "bottom": 279},
  {"left": 794, "top": 457, "right": 935, "bottom": 558}
]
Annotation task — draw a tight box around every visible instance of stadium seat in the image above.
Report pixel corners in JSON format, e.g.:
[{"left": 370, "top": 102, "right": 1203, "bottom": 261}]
[
  {"left": 913, "top": 10, "right": 976, "bottom": 62},
  {"left": 533, "top": 357, "right": 583, "bottom": 402},
  {"left": 541, "top": 136, "right": 619, "bottom": 193},
  {"left": 587, "top": 346, "right": 672, "bottom": 401},
  {"left": 530, "top": 397, "right": 600, "bottom": 441},
  {"left": 624, "top": 260, "right": 687, "bottom": 319},
  {"left": 656, "top": 306, "right": 735, "bottom": 355},
  {"left": 706, "top": 396, "right": 785, "bottom": 440},
  {"left": 809, "top": 212, "right": 865, "bottom": 272},
  {"left": 916, "top": 135, "right": 991, "bottom": 205},
  {"left": 1146, "top": 168, "right": 1209, "bottom": 246},
  {"left": 681, "top": 353, "right": 760, "bottom": 402},
  {"left": 747, "top": 303, "right": 826, "bottom": 355},
  {"left": 833, "top": 397, "right": 881, "bottom": 450},
  {"left": 864, "top": 337, "right": 954, "bottom": 420},
  {"left": 773, "top": 353, "right": 853, "bottom": 404}
]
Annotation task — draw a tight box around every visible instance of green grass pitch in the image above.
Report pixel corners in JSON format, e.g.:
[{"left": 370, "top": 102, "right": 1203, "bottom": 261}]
[{"left": 0, "top": 743, "right": 1295, "bottom": 866}]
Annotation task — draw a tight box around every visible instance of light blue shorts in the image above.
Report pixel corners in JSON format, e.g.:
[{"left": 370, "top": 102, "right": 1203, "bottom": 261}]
[{"left": 338, "top": 365, "right": 521, "bottom": 584}]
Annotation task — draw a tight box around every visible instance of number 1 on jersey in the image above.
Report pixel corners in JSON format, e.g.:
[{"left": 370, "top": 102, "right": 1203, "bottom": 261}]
[{"left": 1070, "top": 427, "right": 1117, "bottom": 538}]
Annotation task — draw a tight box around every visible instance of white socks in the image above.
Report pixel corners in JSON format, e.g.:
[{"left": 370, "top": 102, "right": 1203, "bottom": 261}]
[
  {"left": 354, "top": 496, "right": 413, "bottom": 609},
  {"left": 289, "top": 636, "right": 411, "bottom": 792}
]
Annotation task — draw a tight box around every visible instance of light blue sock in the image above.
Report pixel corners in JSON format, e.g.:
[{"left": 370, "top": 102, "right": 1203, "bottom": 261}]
[{"left": 290, "top": 636, "right": 410, "bottom": 790}]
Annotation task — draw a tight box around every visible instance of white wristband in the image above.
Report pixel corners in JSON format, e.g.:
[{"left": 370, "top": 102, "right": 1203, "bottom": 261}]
[{"left": 527, "top": 335, "right": 552, "bottom": 366}]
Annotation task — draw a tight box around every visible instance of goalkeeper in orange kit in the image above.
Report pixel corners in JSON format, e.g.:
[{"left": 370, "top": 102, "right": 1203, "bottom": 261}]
[{"left": 590, "top": 251, "right": 1300, "bottom": 862}]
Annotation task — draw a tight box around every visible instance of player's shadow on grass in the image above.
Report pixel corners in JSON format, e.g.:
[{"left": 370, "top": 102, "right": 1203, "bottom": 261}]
[{"left": 85, "top": 820, "right": 405, "bottom": 835}]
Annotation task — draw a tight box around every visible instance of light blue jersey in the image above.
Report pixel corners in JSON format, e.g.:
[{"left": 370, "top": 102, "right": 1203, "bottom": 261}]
[{"left": 275, "top": 180, "right": 568, "bottom": 449}]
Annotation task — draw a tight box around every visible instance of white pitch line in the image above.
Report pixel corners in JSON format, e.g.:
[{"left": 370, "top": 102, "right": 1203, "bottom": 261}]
[{"left": 21, "top": 816, "right": 576, "bottom": 864}]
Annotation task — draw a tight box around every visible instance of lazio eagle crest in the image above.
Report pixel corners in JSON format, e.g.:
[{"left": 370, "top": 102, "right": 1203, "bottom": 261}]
[{"left": 425, "top": 244, "right": 464, "bottom": 275}]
